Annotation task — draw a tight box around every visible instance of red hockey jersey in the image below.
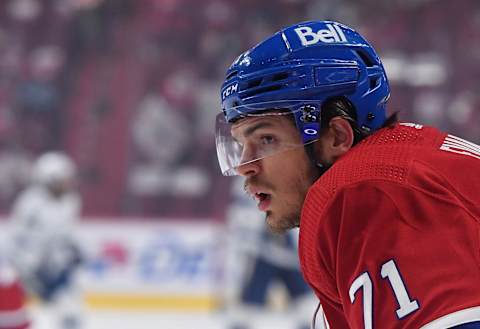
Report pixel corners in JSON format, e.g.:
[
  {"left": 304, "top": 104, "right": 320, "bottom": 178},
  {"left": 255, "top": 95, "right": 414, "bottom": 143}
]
[
  {"left": 299, "top": 123, "right": 480, "bottom": 329},
  {"left": 0, "top": 265, "right": 29, "bottom": 329}
]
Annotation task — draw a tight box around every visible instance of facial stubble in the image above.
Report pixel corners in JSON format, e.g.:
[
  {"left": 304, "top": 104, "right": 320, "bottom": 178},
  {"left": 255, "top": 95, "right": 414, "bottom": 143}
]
[{"left": 265, "top": 164, "right": 319, "bottom": 234}]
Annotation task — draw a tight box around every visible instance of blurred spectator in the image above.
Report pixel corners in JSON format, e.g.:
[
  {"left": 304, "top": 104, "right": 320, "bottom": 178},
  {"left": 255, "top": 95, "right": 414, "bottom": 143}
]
[
  {"left": 6, "top": 0, "right": 41, "bottom": 23},
  {"left": 15, "top": 45, "right": 65, "bottom": 152},
  {"left": 129, "top": 93, "right": 189, "bottom": 196},
  {"left": 0, "top": 143, "right": 32, "bottom": 210},
  {"left": 128, "top": 92, "right": 209, "bottom": 214}
]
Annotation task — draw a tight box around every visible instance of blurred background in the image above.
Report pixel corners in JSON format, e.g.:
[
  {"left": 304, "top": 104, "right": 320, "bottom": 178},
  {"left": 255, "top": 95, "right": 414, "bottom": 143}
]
[{"left": 0, "top": 0, "right": 478, "bottom": 328}]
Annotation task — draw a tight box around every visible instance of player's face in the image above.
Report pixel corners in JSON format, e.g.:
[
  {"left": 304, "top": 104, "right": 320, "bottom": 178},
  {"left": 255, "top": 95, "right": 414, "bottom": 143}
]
[
  {"left": 232, "top": 115, "right": 318, "bottom": 233},
  {"left": 48, "top": 177, "right": 76, "bottom": 198}
]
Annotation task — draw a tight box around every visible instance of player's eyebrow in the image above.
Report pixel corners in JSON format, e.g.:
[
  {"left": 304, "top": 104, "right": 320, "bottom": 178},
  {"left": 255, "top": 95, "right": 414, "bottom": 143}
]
[
  {"left": 232, "top": 121, "right": 275, "bottom": 142},
  {"left": 243, "top": 121, "right": 274, "bottom": 137}
]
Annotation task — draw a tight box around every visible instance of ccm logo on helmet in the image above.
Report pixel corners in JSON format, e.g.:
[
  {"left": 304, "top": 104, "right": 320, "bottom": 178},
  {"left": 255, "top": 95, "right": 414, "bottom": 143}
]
[
  {"left": 295, "top": 24, "right": 347, "bottom": 46},
  {"left": 222, "top": 83, "right": 238, "bottom": 100}
]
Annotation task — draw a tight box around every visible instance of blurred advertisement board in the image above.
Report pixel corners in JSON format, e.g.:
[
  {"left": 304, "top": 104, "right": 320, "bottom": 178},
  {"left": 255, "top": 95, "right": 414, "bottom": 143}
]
[
  {"left": 77, "top": 220, "right": 225, "bottom": 310},
  {"left": 0, "top": 219, "right": 225, "bottom": 311}
]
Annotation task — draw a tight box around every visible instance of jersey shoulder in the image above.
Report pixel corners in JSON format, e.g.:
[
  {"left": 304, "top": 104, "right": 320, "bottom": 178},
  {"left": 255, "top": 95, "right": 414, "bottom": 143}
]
[
  {"left": 325, "top": 122, "right": 447, "bottom": 186},
  {"left": 305, "top": 123, "right": 447, "bottom": 212}
]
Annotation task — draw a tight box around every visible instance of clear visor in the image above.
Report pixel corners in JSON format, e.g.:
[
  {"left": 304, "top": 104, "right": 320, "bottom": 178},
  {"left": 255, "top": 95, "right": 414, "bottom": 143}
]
[{"left": 215, "top": 101, "right": 320, "bottom": 176}]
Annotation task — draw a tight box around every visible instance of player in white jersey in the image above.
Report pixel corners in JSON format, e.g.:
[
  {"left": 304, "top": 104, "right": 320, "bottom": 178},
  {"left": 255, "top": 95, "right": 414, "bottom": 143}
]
[{"left": 9, "top": 152, "right": 83, "bottom": 329}]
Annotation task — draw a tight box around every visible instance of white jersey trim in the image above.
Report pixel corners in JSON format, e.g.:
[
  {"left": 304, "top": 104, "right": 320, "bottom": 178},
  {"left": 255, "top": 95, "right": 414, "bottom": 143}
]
[
  {"left": 439, "top": 134, "right": 480, "bottom": 160},
  {"left": 419, "top": 306, "right": 480, "bottom": 329}
]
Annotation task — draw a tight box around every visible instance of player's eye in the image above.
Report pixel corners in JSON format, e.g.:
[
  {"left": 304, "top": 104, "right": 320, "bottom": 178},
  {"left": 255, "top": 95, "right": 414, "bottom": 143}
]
[{"left": 260, "top": 135, "right": 275, "bottom": 145}]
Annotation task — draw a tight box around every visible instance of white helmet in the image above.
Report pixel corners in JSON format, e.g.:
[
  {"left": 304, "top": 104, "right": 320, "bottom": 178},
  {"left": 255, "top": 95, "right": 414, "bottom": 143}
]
[{"left": 33, "top": 151, "right": 76, "bottom": 186}]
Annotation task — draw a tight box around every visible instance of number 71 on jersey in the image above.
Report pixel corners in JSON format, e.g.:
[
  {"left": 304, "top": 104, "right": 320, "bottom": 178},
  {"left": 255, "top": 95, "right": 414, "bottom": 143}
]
[{"left": 349, "top": 259, "right": 420, "bottom": 329}]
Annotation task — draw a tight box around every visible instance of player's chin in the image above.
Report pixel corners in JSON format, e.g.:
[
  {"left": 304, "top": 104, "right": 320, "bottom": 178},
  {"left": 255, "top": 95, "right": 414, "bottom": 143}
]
[{"left": 265, "top": 211, "right": 297, "bottom": 234}]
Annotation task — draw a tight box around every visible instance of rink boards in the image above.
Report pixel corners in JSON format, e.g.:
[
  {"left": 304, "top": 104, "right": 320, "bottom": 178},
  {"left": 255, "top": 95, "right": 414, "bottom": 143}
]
[{"left": 0, "top": 219, "right": 226, "bottom": 311}]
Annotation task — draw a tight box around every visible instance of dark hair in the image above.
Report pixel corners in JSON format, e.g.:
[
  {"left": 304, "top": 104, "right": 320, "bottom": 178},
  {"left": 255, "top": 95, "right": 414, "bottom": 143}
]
[{"left": 321, "top": 97, "right": 398, "bottom": 145}]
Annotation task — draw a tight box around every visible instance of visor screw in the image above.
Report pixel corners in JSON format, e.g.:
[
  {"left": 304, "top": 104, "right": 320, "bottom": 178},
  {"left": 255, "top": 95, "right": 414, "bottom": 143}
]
[
  {"left": 361, "top": 125, "right": 372, "bottom": 133},
  {"left": 367, "top": 112, "right": 375, "bottom": 121},
  {"left": 302, "top": 105, "right": 318, "bottom": 122},
  {"left": 304, "top": 114, "right": 317, "bottom": 122}
]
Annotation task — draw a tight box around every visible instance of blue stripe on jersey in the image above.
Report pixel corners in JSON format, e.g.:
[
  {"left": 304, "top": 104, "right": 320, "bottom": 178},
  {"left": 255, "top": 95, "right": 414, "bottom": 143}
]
[{"left": 450, "top": 322, "right": 480, "bottom": 329}]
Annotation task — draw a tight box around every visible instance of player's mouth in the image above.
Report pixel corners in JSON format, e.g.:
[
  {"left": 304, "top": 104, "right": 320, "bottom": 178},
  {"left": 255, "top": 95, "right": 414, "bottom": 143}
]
[
  {"left": 244, "top": 183, "right": 273, "bottom": 211},
  {"left": 254, "top": 192, "right": 272, "bottom": 211}
]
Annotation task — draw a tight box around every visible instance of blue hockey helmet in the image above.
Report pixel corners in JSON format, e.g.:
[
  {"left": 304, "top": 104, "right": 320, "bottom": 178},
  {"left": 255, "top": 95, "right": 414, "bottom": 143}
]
[{"left": 216, "top": 20, "right": 390, "bottom": 176}]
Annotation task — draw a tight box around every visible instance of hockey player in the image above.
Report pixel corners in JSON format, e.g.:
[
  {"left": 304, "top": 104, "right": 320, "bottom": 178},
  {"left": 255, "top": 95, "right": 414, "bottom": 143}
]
[
  {"left": 215, "top": 20, "right": 480, "bottom": 328},
  {"left": 10, "top": 152, "right": 83, "bottom": 329}
]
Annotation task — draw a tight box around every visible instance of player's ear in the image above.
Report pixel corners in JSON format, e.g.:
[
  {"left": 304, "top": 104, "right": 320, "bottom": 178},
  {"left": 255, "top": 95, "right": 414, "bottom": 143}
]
[{"left": 317, "top": 117, "right": 354, "bottom": 163}]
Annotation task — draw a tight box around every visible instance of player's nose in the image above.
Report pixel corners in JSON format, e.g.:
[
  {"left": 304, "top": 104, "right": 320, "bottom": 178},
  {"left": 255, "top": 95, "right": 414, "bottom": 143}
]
[
  {"left": 235, "top": 143, "right": 260, "bottom": 177},
  {"left": 236, "top": 159, "right": 260, "bottom": 177}
]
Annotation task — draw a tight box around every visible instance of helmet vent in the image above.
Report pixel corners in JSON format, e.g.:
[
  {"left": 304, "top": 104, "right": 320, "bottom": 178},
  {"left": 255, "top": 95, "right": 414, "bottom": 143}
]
[
  {"left": 271, "top": 72, "right": 289, "bottom": 81},
  {"left": 242, "top": 84, "right": 282, "bottom": 98},
  {"left": 246, "top": 78, "right": 262, "bottom": 89},
  {"left": 246, "top": 71, "right": 290, "bottom": 89},
  {"left": 370, "top": 77, "right": 379, "bottom": 90},
  {"left": 258, "top": 85, "right": 282, "bottom": 93},
  {"left": 355, "top": 50, "right": 375, "bottom": 67},
  {"left": 226, "top": 70, "right": 238, "bottom": 81}
]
